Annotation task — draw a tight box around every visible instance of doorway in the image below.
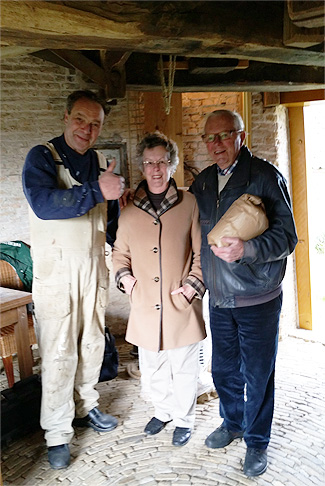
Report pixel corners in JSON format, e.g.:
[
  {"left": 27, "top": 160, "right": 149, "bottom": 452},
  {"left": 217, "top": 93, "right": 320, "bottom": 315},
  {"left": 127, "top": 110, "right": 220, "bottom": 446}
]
[{"left": 304, "top": 101, "right": 325, "bottom": 339}]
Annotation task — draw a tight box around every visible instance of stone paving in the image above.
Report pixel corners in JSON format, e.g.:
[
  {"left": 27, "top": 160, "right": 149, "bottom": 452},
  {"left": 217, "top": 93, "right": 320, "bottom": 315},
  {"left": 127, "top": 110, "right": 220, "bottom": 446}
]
[{"left": 1, "top": 334, "right": 325, "bottom": 486}]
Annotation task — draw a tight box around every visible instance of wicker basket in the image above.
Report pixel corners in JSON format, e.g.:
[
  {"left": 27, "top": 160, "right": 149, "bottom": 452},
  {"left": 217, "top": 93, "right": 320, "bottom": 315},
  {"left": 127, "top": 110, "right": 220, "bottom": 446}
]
[{"left": 0, "top": 259, "right": 37, "bottom": 386}]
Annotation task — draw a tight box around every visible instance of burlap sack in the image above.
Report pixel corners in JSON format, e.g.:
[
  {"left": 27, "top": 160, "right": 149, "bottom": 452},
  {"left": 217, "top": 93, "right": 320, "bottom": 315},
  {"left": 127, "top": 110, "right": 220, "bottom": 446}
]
[{"left": 207, "top": 193, "right": 269, "bottom": 247}]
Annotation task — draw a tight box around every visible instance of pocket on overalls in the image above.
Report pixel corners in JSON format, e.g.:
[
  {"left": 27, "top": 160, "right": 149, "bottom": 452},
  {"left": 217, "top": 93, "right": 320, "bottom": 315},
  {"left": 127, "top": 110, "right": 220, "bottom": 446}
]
[
  {"left": 32, "top": 281, "right": 71, "bottom": 320},
  {"left": 98, "top": 278, "right": 109, "bottom": 308}
]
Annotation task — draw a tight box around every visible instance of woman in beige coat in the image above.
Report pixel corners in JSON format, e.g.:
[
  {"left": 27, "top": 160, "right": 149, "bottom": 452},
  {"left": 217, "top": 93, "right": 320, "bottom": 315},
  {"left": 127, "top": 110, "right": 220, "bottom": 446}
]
[{"left": 112, "top": 132, "right": 206, "bottom": 447}]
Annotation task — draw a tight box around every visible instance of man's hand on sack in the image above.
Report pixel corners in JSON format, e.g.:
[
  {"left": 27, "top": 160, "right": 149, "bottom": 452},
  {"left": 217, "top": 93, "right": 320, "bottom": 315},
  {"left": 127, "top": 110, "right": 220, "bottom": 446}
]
[{"left": 210, "top": 237, "right": 244, "bottom": 262}]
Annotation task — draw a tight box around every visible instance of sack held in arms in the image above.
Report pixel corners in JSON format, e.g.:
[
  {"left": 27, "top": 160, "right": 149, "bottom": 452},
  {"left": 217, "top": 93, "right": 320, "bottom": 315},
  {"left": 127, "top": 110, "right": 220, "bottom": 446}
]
[
  {"left": 99, "top": 326, "right": 119, "bottom": 382},
  {"left": 207, "top": 193, "right": 269, "bottom": 247}
]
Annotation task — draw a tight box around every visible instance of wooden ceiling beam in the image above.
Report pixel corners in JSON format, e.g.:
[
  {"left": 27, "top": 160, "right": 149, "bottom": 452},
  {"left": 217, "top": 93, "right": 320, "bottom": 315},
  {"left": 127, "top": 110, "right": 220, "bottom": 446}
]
[
  {"left": 126, "top": 82, "right": 325, "bottom": 94},
  {"left": 283, "top": 8, "right": 325, "bottom": 48},
  {"left": 287, "top": 0, "right": 325, "bottom": 28},
  {"left": 280, "top": 89, "right": 325, "bottom": 105},
  {"left": 0, "top": 46, "right": 41, "bottom": 59},
  {"left": 50, "top": 49, "right": 106, "bottom": 88},
  {"left": 32, "top": 50, "right": 72, "bottom": 69},
  {"left": 0, "top": 1, "right": 324, "bottom": 67},
  {"left": 124, "top": 55, "right": 325, "bottom": 92},
  {"left": 100, "top": 51, "right": 132, "bottom": 99}
]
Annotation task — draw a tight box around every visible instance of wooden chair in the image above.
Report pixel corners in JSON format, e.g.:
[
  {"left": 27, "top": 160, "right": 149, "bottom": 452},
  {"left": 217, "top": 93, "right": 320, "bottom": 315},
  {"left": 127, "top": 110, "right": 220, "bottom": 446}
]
[{"left": 0, "top": 260, "right": 37, "bottom": 387}]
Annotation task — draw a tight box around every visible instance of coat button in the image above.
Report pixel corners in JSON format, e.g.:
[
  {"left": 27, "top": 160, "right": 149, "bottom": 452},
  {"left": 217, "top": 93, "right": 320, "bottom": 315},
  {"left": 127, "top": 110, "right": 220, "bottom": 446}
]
[
  {"left": 155, "top": 304, "right": 160, "bottom": 310},
  {"left": 154, "top": 277, "right": 159, "bottom": 282},
  {"left": 153, "top": 219, "right": 159, "bottom": 225},
  {"left": 153, "top": 247, "right": 158, "bottom": 253}
]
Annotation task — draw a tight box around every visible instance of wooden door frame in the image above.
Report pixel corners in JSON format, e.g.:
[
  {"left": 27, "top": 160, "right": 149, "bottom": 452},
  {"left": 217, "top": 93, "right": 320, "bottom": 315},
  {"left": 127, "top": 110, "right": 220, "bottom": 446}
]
[
  {"left": 282, "top": 89, "right": 324, "bottom": 329},
  {"left": 287, "top": 105, "right": 312, "bottom": 329},
  {"left": 240, "top": 92, "right": 252, "bottom": 150}
]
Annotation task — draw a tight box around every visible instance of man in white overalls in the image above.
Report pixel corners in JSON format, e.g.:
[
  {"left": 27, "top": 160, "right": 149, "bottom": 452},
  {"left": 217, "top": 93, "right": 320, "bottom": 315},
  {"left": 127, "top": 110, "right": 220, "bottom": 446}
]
[{"left": 22, "top": 90, "right": 125, "bottom": 469}]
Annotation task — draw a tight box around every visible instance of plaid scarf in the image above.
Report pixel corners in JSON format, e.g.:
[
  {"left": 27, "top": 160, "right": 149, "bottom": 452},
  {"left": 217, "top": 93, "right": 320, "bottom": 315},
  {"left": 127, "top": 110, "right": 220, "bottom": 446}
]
[{"left": 133, "top": 178, "right": 179, "bottom": 218}]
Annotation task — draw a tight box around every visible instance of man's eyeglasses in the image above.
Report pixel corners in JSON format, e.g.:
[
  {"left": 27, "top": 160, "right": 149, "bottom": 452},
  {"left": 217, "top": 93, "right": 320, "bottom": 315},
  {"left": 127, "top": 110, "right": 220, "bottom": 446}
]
[
  {"left": 143, "top": 159, "right": 170, "bottom": 168},
  {"left": 201, "top": 130, "right": 242, "bottom": 143}
]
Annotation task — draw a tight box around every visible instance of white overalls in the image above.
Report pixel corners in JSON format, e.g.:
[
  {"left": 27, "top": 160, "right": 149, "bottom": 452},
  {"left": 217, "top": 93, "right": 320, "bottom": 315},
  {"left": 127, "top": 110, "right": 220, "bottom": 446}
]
[{"left": 29, "top": 143, "right": 109, "bottom": 447}]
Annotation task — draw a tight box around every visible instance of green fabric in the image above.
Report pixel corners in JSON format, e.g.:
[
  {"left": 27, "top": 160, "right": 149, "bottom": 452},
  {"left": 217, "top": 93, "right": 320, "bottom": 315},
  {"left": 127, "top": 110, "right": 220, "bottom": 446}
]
[{"left": 0, "top": 240, "right": 33, "bottom": 291}]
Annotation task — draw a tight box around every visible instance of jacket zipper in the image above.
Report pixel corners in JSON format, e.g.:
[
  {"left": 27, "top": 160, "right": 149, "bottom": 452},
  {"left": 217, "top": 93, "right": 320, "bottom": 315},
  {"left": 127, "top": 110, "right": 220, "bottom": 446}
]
[{"left": 212, "top": 183, "right": 220, "bottom": 301}]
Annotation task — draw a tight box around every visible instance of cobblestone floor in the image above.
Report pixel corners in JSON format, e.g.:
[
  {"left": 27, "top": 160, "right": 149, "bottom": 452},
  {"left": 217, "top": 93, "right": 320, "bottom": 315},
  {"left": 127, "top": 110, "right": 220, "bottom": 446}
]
[{"left": 1, "top": 335, "right": 325, "bottom": 486}]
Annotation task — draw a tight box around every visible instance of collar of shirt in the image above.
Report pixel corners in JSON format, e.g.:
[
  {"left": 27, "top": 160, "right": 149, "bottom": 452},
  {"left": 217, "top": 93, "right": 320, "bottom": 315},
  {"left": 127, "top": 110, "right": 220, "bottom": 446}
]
[
  {"left": 52, "top": 134, "right": 99, "bottom": 184},
  {"left": 217, "top": 159, "right": 238, "bottom": 176}
]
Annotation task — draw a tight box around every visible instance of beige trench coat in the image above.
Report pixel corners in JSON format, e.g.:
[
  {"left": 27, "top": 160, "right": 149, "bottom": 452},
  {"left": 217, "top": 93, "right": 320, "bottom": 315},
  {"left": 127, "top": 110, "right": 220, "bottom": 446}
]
[{"left": 112, "top": 179, "right": 206, "bottom": 352}]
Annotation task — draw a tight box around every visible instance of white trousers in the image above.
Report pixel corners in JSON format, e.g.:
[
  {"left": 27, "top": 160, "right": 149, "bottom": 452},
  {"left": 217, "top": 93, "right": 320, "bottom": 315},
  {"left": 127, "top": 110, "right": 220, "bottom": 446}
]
[
  {"left": 139, "top": 343, "right": 200, "bottom": 428},
  {"left": 33, "top": 249, "right": 108, "bottom": 446}
]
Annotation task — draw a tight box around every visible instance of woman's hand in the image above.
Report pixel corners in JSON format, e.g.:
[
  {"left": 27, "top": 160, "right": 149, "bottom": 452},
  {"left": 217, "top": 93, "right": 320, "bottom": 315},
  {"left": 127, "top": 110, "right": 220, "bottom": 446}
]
[
  {"left": 120, "top": 275, "right": 137, "bottom": 295},
  {"left": 171, "top": 283, "right": 196, "bottom": 303}
]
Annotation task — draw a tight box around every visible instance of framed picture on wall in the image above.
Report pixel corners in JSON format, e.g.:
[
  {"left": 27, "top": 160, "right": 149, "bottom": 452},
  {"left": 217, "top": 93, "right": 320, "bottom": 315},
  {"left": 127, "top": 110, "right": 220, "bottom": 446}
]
[{"left": 94, "top": 142, "right": 129, "bottom": 184}]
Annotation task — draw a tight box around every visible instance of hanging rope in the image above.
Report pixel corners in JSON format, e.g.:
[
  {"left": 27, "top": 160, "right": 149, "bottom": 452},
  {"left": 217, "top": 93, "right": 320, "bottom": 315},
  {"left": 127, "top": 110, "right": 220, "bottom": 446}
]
[{"left": 158, "top": 54, "right": 177, "bottom": 115}]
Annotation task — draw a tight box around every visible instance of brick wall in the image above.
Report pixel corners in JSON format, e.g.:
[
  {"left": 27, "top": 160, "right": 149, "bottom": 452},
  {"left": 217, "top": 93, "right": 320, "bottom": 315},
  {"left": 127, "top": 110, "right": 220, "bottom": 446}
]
[
  {"left": 0, "top": 55, "right": 297, "bottom": 336},
  {"left": 0, "top": 56, "right": 146, "bottom": 243},
  {"left": 1, "top": 56, "right": 80, "bottom": 242},
  {"left": 1, "top": 56, "right": 290, "bottom": 242},
  {"left": 0, "top": 56, "right": 144, "bottom": 337},
  {"left": 182, "top": 92, "right": 242, "bottom": 185}
]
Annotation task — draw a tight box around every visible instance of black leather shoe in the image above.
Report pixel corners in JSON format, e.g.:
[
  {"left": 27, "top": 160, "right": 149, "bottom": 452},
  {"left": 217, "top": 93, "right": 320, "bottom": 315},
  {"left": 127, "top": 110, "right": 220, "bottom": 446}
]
[
  {"left": 205, "top": 424, "right": 244, "bottom": 449},
  {"left": 48, "top": 444, "right": 70, "bottom": 470},
  {"left": 144, "top": 417, "right": 171, "bottom": 435},
  {"left": 73, "top": 407, "right": 118, "bottom": 432},
  {"left": 243, "top": 448, "right": 267, "bottom": 477},
  {"left": 172, "top": 427, "right": 192, "bottom": 447}
]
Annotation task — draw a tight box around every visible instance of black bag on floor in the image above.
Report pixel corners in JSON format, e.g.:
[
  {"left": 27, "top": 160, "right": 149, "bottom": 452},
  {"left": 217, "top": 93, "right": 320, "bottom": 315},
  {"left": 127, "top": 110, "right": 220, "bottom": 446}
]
[
  {"left": 1, "top": 374, "right": 42, "bottom": 447},
  {"left": 98, "top": 326, "right": 119, "bottom": 382}
]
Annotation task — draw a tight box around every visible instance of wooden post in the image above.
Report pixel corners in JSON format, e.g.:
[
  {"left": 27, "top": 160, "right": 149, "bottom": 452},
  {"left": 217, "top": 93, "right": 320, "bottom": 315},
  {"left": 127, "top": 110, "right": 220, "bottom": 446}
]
[
  {"left": 288, "top": 105, "right": 312, "bottom": 330},
  {"left": 240, "top": 92, "right": 252, "bottom": 150},
  {"left": 143, "top": 92, "right": 184, "bottom": 187}
]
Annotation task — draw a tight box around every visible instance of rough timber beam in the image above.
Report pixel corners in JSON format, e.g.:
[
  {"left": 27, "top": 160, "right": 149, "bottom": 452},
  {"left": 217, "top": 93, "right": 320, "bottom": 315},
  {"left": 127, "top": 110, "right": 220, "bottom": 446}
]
[
  {"left": 101, "top": 51, "right": 132, "bottom": 99},
  {"left": 124, "top": 54, "right": 325, "bottom": 92},
  {"left": 50, "top": 50, "right": 106, "bottom": 88},
  {"left": 283, "top": 7, "right": 325, "bottom": 48},
  {"left": 0, "top": 1, "right": 324, "bottom": 67},
  {"left": 287, "top": 0, "right": 325, "bottom": 28}
]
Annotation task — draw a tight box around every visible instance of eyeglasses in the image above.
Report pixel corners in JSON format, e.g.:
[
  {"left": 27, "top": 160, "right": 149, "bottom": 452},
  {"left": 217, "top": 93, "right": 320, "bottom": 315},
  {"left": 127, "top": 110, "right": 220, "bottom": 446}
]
[
  {"left": 142, "top": 159, "right": 170, "bottom": 168},
  {"left": 201, "top": 130, "right": 242, "bottom": 143}
]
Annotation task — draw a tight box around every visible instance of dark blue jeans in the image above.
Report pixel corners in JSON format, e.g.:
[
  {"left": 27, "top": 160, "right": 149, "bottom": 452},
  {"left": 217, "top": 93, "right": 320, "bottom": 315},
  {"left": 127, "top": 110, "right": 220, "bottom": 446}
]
[{"left": 209, "top": 294, "right": 282, "bottom": 449}]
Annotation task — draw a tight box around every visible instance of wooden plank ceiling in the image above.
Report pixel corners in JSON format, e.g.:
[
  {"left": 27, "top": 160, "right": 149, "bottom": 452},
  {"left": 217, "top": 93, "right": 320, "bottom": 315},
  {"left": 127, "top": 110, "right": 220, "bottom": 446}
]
[{"left": 1, "top": 1, "right": 324, "bottom": 98}]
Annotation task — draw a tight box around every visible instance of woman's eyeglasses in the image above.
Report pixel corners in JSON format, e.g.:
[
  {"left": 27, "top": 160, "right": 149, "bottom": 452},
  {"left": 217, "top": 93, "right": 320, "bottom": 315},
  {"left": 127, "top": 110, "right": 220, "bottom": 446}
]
[{"left": 143, "top": 159, "right": 170, "bottom": 168}]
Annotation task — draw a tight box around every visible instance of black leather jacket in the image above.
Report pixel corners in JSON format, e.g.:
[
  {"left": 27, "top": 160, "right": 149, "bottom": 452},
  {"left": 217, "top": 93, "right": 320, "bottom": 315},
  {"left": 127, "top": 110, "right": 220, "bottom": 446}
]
[{"left": 190, "top": 146, "right": 298, "bottom": 308}]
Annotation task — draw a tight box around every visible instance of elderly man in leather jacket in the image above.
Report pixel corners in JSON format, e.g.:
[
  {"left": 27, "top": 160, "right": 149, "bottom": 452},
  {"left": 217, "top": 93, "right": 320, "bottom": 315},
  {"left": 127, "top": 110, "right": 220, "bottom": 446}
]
[{"left": 190, "top": 109, "right": 297, "bottom": 477}]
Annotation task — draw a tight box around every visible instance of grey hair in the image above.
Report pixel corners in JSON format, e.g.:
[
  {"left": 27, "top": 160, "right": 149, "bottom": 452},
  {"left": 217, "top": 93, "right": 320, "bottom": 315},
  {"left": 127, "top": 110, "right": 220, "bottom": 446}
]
[
  {"left": 136, "top": 131, "right": 179, "bottom": 175},
  {"left": 205, "top": 109, "right": 245, "bottom": 132}
]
